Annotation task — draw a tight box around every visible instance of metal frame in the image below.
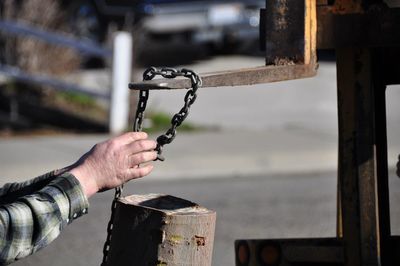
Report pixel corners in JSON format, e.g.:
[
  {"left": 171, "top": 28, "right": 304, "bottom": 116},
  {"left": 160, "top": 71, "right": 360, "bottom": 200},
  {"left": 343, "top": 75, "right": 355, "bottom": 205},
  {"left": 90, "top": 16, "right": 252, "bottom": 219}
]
[
  {"left": 129, "top": 0, "right": 400, "bottom": 265},
  {"left": 129, "top": 0, "right": 317, "bottom": 91},
  {"left": 128, "top": 63, "right": 317, "bottom": 90},
  {"left": 234, "top": 1, "right": 400, "bottom": 265},
  {"left": 336, "top": 46, "right": 389, "bottom": 266}
]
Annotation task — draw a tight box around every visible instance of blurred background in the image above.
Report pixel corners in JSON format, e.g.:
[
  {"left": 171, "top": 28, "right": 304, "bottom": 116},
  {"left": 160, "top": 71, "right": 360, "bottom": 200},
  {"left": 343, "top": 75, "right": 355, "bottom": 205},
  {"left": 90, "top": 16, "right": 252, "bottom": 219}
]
[
  {"left": 1, "top": 0, "right": 400, "bottom": 265},
  {"left": 0, "top": 0, "right": 265, "bottom": 134}
]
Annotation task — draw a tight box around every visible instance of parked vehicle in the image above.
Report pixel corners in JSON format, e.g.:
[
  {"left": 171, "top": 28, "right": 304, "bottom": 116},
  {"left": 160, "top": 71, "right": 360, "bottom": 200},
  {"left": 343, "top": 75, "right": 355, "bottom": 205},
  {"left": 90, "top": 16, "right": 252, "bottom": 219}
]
[{"left": 66, "top": 0, "right": 264, "bottom": 52}]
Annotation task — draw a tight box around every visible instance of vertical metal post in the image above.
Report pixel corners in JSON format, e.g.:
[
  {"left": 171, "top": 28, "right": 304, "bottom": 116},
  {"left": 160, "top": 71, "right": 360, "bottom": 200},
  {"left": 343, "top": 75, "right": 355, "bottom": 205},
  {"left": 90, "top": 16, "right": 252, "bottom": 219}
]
[
  {"left": 336, "top": 47, "right": 390, "bottom": 266},
  {"left": 371, "top": 48, "right": 391, "bottom": 266},
  {"left": 109, "top": 31, "right": 132, "bottom": 134}
]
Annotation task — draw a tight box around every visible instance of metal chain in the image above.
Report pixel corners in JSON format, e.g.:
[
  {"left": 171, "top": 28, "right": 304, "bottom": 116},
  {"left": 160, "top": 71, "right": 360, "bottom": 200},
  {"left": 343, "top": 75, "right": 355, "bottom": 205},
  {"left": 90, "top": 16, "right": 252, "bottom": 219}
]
[
  {"left": 100, "top": 67, "right": 200, "bottom": 265},
  {"left": 100, "top": 187, "right": 121, "bottom": 265},
  {"left": 134, "top": 89, "right": 150, "bottom": 132},
  {"left": 142, "top": 67, "right": 202, "bottom": 161},
  {"left": 100, "top": 90, "right": 149, "bottom": 266}
]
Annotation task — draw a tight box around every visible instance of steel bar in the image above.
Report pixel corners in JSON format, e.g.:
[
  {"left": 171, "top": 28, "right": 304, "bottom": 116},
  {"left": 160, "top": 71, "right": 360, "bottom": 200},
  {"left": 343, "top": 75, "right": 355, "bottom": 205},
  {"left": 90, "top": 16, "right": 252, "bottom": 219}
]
[
  {"left": 265, "top": 0, "right": 306, "bottom": 64},
  {"left": 129, "top": 63, "right": 317, "bottom": 90},
  {"left": 337, "top": 47, "right": 383, "bottom": 266},
  {"left": 261, "top": 0, "right": 317, "bottom": 65},
  {"left": 130, "top": 0, "right": 317, "bottom": 91},
  {"left": 372, "top": 48, "right": 391, "bottom": 266},
  {"left": 317, "top": 7, "right": 400, "bottom": 49}
]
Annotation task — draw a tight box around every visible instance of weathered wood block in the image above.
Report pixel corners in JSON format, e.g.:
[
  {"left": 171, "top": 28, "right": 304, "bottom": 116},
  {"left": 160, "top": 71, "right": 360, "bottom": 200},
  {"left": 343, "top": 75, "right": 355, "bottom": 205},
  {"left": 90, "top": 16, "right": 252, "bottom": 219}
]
[{"left": 105, "top": 194, "right": 216, "bottom": 266}]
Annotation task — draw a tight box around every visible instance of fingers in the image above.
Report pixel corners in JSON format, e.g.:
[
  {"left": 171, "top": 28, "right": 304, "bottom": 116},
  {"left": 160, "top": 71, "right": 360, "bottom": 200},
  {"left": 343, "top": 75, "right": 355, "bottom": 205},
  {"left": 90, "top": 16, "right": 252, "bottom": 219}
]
[
  {"left": 128, "top": 151, "right": 158, "bottom": 166},
  {"left": 124, "top": 139, "right": 157, "bottom": 154},
  {"left": 126, "top": 164, "right": 154, "bottom": 180},
  {"left": 117, "top": 132, "right": 149, "bottom": 145}
]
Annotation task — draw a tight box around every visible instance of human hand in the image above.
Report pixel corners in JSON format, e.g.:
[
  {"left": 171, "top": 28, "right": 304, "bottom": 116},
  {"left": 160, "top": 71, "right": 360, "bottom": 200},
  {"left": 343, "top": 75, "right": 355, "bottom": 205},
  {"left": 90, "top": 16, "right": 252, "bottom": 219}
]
[{"left": 69, "top": 132, "right": 157, "bottom": 198}]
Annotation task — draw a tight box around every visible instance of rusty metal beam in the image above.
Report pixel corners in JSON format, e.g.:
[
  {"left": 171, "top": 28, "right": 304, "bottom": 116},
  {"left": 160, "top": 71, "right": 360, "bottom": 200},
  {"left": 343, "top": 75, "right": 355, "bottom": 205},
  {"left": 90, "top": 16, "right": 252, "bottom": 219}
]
[
  {"left": 336, "top": 47, "right": 389, "bottom": 266},
  {"left": 263, "top": 0, "right": 317, "bottom": 65},
  {"left": 317, "top": 7, "right": 400, "bottom": 49},
  {"left": 130, "top": 0, "right": 317, "bottom": 91},
  {"left": 265, "top": 1, "right": 305, "bottom": 64},
  {"left": 129, "top": 63, "right": 317, "bottom": 90},
  {"left": 371, "top": 48, "right": 391, "bottom": 266}
]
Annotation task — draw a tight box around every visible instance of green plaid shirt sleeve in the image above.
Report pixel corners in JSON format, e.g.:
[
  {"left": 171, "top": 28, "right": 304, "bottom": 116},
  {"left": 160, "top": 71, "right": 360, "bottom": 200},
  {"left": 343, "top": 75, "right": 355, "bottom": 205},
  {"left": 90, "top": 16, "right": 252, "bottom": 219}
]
[{"left": 0, "top": 171, "right": 89, "bottom": 265}]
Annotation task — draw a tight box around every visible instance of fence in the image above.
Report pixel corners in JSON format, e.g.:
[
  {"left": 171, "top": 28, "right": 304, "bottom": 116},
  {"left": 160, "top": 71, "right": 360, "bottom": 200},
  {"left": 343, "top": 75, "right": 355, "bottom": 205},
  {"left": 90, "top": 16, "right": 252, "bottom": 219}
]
[{"left": 0, "top": 19, "right": 132, "bottom": 133}]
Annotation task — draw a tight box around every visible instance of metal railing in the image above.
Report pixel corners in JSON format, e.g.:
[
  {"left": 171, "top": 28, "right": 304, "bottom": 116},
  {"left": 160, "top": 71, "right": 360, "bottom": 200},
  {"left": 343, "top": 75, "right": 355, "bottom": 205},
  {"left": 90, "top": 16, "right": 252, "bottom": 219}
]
[
  {"left": 0, "top": 19, "right": 111, "bottom": 99},
  {"left": 0, "top": 19, "right": 133, "bottom": 133}
]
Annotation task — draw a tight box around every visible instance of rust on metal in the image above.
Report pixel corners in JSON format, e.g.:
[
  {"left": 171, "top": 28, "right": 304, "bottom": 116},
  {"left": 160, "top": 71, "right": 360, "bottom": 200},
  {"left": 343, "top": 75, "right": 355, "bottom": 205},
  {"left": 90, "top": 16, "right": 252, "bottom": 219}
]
[
  {"left": 331, "top": 0, "right": 364, "bottom": 14},
  {"left": 265, "top": 0, "right": 317, "bottom": 65},
  {"left": 336, "top": 47, "right": 389, "bottom": 266},
  {"left": 129, "top": 63, "right": 317, "bottom": 90},
  {"left": 130, "top": 0, "right": 317, "bottom": 91},
  {"left": 265, "top": 0, "right": 302, "bottom": 64},
  {"left": 317, "top": 7, "right": 400, "bottom": 49},
  {"left": 316, "top": 0, "right": 364, "bottom": 15},
  {"left": 231, "top": 0, "right": 400, "bottom": 265}
]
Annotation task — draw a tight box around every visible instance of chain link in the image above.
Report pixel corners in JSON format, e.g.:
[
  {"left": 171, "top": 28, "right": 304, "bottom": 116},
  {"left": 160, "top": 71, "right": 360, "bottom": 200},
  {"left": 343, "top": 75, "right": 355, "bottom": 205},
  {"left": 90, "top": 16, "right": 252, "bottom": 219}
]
[
  {"left": 100, "top": 90, "right": 149, "bottom": 265},
  {"left": 100, "top": 67, "right": 201, "bottom": 265},
  {"left": 100, "top": 186, "right": 121, "bottom": 265},
  {"left": 143, "top": 67, "right": 202, "bottom": 161},
  {"left": 134, "top": 89, "right": 150, "bottom": 132}
]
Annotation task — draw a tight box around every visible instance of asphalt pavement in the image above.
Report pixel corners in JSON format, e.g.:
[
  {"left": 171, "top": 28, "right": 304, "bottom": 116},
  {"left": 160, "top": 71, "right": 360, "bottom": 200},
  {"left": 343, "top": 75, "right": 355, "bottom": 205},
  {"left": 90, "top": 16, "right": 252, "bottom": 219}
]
[
  {"left": 2, "top": 58, "right": 400, "bottom": 265},
  {"left": 2, "top": 61, "right": 400, "bottom": 184},
  {"left": 10, "top": 172, "right": 400, "bottom": 266}
]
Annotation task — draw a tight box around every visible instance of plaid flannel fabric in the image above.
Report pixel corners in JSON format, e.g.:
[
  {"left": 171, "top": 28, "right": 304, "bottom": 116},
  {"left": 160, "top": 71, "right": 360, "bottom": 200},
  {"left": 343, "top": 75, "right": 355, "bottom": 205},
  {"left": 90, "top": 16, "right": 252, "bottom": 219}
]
[{"left": 0, "top": 171, "right": 89, "bottom": 265}]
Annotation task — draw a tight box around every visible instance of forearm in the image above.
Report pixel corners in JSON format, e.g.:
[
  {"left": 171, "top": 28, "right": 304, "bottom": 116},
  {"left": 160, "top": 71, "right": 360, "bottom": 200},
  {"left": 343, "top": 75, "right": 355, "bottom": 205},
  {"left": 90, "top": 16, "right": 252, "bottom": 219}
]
[
  {"left": 0, "top": 172, "right": 88, "bottom": 265},
  {"left": 0, "top": 132, "right": 156, "bottom": 265},
  {"left": 0, "top": 168, "right": 70, "bottom": 204}
]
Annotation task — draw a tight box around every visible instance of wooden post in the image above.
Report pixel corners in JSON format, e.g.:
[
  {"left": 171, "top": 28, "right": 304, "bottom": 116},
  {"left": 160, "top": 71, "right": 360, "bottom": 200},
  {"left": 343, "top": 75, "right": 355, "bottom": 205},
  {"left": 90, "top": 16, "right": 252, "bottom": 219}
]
[{"left": 104, "top": 194, "right": 216, "bottom": 266}]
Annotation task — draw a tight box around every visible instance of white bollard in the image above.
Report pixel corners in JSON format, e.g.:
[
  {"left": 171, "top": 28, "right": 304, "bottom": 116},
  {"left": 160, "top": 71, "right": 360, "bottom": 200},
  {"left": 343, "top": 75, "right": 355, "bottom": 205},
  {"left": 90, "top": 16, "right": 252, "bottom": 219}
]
[{"left": 109, "top": 31, "right": 133, "bottom": 134}]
